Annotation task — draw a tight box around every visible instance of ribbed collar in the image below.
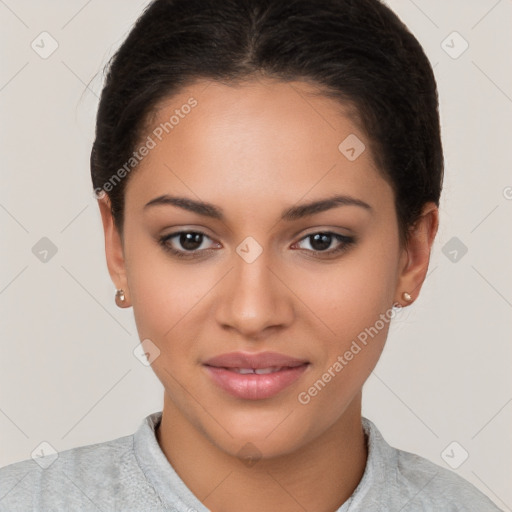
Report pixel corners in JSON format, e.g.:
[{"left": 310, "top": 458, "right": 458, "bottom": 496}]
[{"left": 133, "top": 411, "right": 389, "bottom": 511}]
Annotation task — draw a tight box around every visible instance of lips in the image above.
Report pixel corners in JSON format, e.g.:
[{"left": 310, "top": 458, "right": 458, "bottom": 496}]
[
  {"left": 203, "top": 351, "right": 309, "bottom": 400},
  {"left": 204, "top": 351, "right": 308, "bottom": 370}
]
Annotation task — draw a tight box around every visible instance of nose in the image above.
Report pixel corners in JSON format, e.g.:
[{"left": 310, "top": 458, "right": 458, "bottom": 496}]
[{"left": 214, "top": 246, "right": 295, "bottom": 340}]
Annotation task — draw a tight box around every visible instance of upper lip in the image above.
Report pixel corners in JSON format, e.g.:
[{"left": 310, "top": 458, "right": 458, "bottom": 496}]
[{"left": 203, "top": 351, "right": 309, "bottom": 369}]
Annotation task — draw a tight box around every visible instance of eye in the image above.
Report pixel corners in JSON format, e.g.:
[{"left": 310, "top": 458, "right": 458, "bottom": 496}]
[
  {"left": 158, "top": 230, "right": 356, "bottom": 260},
  {"left": 158, "top": 231, "right": 219, "bottom": 259},
  {"left": 293, "top": 232, "right": 355, "bottom": 257}
]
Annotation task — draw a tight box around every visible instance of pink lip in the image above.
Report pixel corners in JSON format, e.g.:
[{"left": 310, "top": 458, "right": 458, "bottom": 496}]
[{"left": 203, "top": 351, "right": 310, "bottom": 400}]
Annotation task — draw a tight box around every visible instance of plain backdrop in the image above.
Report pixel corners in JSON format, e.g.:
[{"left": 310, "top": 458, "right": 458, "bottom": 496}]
[{"left": 1, "top": 0, "right": 511, "bottom": 509}]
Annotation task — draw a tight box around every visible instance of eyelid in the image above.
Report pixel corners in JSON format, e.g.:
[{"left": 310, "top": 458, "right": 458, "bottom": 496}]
[
  {"left": 296, "top": 225, "right": 355, "bottom": 238},
  {"left": 159, "top": 228, "right": 356, "bottom": 259}
]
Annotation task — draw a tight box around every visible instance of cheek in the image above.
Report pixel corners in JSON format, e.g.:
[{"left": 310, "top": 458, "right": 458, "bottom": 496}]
[
  {"left": 291, "top": 236, "right": 399, "bottom": 408},
  {"left": 294, "top": 244, "right": 398, "bottom": 344},
  {"left": 123, "top": 233, "right": 200, "bottom": 341},
  {"left": 296, "top": 267, "right": 395, "bottom": 422},
  {"left": 129, "top": 269, "right": 206, "bottom": 345}
]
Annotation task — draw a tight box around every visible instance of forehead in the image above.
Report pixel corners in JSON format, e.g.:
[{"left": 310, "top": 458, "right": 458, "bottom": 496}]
[{"left": 125, "top": 79, "right": 392, "bottom": 216}]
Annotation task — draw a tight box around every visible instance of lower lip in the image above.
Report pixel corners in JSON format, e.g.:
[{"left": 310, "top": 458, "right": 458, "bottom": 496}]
[{"left": 204, "top": 364, "right": 309, "bottom": 400}]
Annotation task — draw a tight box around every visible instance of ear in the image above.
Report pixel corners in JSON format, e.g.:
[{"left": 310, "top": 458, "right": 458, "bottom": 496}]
[
  {"left": 394, "top": 202, "right": 439, "bottom": 307},
  {"left": 97, "top": 194, "right": 132, "bottom": 308}
]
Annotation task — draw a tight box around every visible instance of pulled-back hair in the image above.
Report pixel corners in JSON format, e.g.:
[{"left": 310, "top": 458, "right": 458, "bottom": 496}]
[{"left": 91, "top": 0, "right": 443, "bottom": 245}]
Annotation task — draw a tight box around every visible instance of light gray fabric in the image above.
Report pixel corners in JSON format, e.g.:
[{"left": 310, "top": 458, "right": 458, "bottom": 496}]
[{"left": 0, "top": 411, "right": 502, "bottom": 511}]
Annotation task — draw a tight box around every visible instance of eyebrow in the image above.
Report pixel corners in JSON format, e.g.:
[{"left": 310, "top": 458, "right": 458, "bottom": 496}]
[{"left": 143, "top": 194, "right": 372, "bottom": 221}]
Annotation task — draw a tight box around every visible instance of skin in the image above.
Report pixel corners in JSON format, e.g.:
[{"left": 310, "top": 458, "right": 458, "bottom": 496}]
[{"left": 98, "top": 78, "right": 438, "bottom": 512}]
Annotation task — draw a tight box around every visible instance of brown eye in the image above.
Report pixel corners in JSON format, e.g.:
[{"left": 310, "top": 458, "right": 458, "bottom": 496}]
[
  {"left": 294, "top": 232, "right": 355, "bottom": 257},
  {"left": 158, "top": 231, "right": 218, "bottom": 259},
  {"left": 177, "top": 232, "right": 204, "bottom": 251}
]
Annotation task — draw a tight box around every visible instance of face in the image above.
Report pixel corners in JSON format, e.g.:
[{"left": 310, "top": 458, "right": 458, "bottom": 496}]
[{"left": 100, "top": 78, "right": 434, "bottom": 459}]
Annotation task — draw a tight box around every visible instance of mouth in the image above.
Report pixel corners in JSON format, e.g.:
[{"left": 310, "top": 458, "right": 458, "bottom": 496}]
[
  {"left": 223, "top": 366, "right": 300, "bottom": 374},
  {"left": 203, "top": 351, "right": 310, "bottom": 400}
]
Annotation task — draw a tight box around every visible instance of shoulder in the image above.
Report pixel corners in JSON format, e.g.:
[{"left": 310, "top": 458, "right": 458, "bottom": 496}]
[
  {"left": 392, "top": 447, "right": 501, "bottom": 511},
  {"left": 352, "top": 418, "right": 503, "bottom": 512},
  {"left": 0, "top": 433, "right": 162, "bottom": 512}
]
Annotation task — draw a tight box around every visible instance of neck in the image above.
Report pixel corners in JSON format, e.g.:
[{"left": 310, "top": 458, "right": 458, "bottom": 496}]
[{"left": 156, "top": 393, "right": 367, "bottom": 512}]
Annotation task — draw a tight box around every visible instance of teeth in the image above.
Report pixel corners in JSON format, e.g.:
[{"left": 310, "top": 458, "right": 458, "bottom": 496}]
[
  {"left": 236, "top": 368, "right": 255, "bottom": 374},
  {"left": 255, "top": 367, "right": 282, "bottom": 374},
  {"left": 231, "top": 367, "right": 283, "bottom": 374}
]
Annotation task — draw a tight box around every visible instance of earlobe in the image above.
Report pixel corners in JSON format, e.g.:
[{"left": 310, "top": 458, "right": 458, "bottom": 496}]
[
  {"left": 401, "top": 292, "right": 413, "bottom": 303},
  {"left": 395, "top": 202, "right": 439, "bottom": 307},
  {"left": 115, "top": 288, "right": 130, "bottom": 308},
  {"left": 97, "top": 195, "right": 132, "bottom": 307}
]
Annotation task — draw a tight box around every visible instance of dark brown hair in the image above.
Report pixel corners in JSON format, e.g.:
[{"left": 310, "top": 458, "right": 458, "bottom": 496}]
[{"left": 91, "top": 0, "right": 443, "bottom": 245}]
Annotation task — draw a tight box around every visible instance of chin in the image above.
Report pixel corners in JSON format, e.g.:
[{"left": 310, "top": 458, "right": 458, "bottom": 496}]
[{"left": 203, "top": 407, "right": 317, "bottom": 460}]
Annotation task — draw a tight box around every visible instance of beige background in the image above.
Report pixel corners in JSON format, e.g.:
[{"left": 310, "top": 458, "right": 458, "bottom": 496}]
[{"left": 1, "top": 0, "right": 511, "bottom": 509}]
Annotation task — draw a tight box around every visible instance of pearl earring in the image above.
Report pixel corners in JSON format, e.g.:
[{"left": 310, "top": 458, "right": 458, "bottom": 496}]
[
  {"left": 402, "top": 292, "right": 412, "bottom": 302},
  {"left": 115, "top": 289, "right": 126, "bottom": 307}
]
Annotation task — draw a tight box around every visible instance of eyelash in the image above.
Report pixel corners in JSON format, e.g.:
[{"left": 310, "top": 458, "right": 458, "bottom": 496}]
[{"left": 158, "top": 230, "right": 356, "bottom": 260}]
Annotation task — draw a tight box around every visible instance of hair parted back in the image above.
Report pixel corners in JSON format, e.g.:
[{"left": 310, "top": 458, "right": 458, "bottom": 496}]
[{"left": 91, "top": 0, "right": 443, "bottom": 245}]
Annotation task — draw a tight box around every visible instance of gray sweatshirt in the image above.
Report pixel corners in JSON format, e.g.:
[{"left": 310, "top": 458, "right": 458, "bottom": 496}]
[{"left": 0, "top": 411, "right": 502, "bottom": 511}]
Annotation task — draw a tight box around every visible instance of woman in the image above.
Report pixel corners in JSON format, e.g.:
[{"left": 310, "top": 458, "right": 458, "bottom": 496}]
[{"left": 0, "top": 0, "right": 502, "bottom": 510}]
